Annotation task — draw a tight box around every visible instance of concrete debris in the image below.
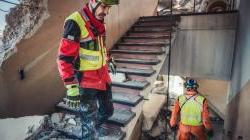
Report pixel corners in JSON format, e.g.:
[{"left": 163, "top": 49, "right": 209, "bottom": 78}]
[
  {"left": 110, "top": 72, "right": 126, "bottom": 83},
  {"left": 23, "top": 112, "right": 126, "bottom": 140},
  {"left": 50, "top": 113, "right": 63, "bottom": 124},
  {"left": 67, "top": 118, "right": 77, "bottom": 126}
]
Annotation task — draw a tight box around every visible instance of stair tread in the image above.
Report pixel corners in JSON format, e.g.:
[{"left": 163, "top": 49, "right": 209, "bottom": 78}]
[
  {"left": 107, "top": 108, "right": 136, "bottom": 127},
  {"left": 132, "top": 24, "right": 172, "bottom": 28},
  {"left": 124, "top": 36, "right": 170, "bottom": 39},
  {"left": 112, "top": 80, "right": 150, "bottom": 90},
  {"left": 116, "top": 67, "right": 155, "bottom": 76},
  {"left": 118, "top": 42, "right": 167, "bottom": 46},
  {"left": 114, "top": 58, "right": 161, "bottom": 65},
  {"left": 112, "top": 92, "right": 143, "bottom": 106},
  {"left": 110, "top": 49, "right": 165, "bottom": 54}
]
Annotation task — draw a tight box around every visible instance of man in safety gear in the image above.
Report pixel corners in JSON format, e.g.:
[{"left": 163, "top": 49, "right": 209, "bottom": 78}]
[
  {"left": 57, "top": 0, "right": 119, "bottom": 139},
  {"left": 170, "top": 79, "right": 213, "bottom": 140}
]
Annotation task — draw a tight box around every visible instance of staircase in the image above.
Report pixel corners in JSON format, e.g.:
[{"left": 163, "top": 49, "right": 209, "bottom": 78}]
[{"left": 56, "top": 15, "right": 180, "bottom": 140}]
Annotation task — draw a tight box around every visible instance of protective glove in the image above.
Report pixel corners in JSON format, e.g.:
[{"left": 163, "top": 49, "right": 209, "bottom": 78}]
[
  {"left": 65, "top": 84, "right": 80, "bottom": 108},
  {"left": 207, "top": 129, "right": 214, "bottom": 137},
  {"left": 109, "top": 57, "right": 117, "bottom": 75}
]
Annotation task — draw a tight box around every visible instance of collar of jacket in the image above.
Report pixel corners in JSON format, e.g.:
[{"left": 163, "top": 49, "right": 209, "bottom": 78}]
[{"left": 83, "top": 4, "right": 105, "bottom": 36}]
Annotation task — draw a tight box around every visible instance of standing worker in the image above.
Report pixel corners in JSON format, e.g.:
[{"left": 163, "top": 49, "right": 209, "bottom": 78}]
[
  {"left": 57, "top": 0, "right": 118, "bottom": 139},
  {"left": 170, "top": 79, "right": 214, "bottom": 140}
]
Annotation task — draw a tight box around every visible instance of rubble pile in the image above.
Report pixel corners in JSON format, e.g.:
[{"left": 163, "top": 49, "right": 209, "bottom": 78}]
[
  {"left": 27, "top": 111, "right": 125, "bottom": 140},
  {"left": 27, "top": 113, "right": 81, "bottom": 140}
]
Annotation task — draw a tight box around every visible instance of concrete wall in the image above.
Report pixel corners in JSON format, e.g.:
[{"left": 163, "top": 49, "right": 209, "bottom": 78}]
[
  {"left": 196, "top": 79, "right": 229, "bottom": 119},
  {"left": 105, "top": 0, "right": 158, "bottom": 48},
  {"left": 0, "top": 0, "right": 158, "bottom": 118},
  {"left": 224, "top": 0, "right": 250, "bottom": 139},
  {"left": 170, "top": 13, "right": 237, "bottom": 80}
]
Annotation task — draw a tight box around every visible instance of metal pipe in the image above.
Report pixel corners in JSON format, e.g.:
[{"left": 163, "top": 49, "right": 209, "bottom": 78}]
[
  {"left": 193, "top": 0, "right": 196, "bottom": 13},
  {"left": 232, "top": 0, "right": 235, "bottom": 10}
]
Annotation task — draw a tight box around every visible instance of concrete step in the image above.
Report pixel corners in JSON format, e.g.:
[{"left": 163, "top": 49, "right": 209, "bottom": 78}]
[
  {"left": 110, "top": 49, "right": 165, "bottom": 55},
  {"left": 117, "top": 45, "right": 165, "bottom": 51},
  {"left": 107, "top": 108, "right": 136, "bottom": 127},
  {"left": 132, "top": 24, "right": 173, "bottom": 28},
  {"left": 123, "top": 36, "right": 170, "bottom": 39},
  {"left": 135, "top": 21, "right": 176, "bottom": 26},
  {"left": 117, "top": 42, "right": 167, "bottom": 46},
  {"left": 132, "top": 27, "right": 172, "bottom": 32},
  {"left": 128, "top": 32, "right": 170, "bottom": 37},
  {"left": 116, "top": 63, "right": 153, "bottom": 70},
  {"left": 114, "top": 58, "right": 161, "bottom": 65},
  {"left": 112, "top": 80, "right": 150, "bottom": 90},
  {"left": 139, "top": 15, "right": 180, "bottom": 22},
  {"left": 112, "top": 53, "right": 158, "bottom": 60},
  {"left": 129, "top": 30, "right": 172, "bottom": 34},
  {"left": 122, "top": 38, "right": 169, "bottom": 43},
  {"left": 124, "top": 33, "right": 170, "bottom": 39},
  {"left": 112, "top": 92, "right": 143, "bottom": 107},
  {"left": 116, "top": 67, "right": 156, "bottom": 76}
]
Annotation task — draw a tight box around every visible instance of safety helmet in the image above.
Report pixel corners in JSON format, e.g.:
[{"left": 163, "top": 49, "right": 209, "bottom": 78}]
[
  {"left": 184, "top": 79, "right": 199, "bottom": 89},
  {"left": 97, "top": 0, "right": 119, "bottom": 5},
  {"left": 89, "top": 0, "right": 119, "bottom": 14}
]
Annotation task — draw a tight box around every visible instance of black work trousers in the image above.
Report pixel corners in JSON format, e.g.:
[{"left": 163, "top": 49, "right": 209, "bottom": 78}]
[{"left": 79, "top": 84, "right": 114, "bottom": 139}]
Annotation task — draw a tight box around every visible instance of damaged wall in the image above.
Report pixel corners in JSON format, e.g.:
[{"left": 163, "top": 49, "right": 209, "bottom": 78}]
[
  {"left": 0, "top": 0, "right": 158, "bottom": 118},
  {"left": 224, "top": 0, "right": 250, "bottom": 139},
  {"left": 0, "top": 0, "right": 49, "bottom": 66}
]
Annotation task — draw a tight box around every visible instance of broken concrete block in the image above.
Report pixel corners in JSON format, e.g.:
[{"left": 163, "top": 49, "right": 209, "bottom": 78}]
[
  {"left": 110, "top": 72, "right": 126, "bottom": 83},
  {"left": 67, "top": 118, "right": 77, "bottom": 126},
  {"left": 51, "top": 113, "right": 62, "bottom": 124}
]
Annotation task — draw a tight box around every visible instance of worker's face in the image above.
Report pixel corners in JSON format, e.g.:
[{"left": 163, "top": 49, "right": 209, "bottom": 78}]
[
  {"left": 95, "top": 3, "right": 111, "bottom": 20},
  {"left": 186, "top": 88, "right": 197, "bottom": 94}
]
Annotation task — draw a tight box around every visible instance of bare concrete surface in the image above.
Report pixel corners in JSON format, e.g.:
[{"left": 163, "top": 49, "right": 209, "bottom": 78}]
[
  {"left": 196, "top": 78, "right": 229, "bottom": 119},
  {"left": 0, "top": 116, "right": 46, "bottom": 140}
]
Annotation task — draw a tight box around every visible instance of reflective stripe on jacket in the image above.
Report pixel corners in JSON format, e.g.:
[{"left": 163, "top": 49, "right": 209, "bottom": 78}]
[{"left": 179, "top": 95, "right": 205, "bottom": 126}]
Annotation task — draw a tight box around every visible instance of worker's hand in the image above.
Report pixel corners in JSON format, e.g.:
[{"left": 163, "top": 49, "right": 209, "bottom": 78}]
[
  {"left": 109, "top": 57, "right": 117, "bottom": 75},
  {"left": 170, "top": 125, "right": 177, "bottom": 132},
  {"left": 65, "top": 84, "right": 80, "bottom": 108},
  {"left": 207, "top": 129, "right": 214, "bottom": 137}
]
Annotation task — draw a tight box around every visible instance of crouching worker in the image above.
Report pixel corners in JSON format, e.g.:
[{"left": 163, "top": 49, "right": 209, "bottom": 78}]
[{"left": 170, "top": 79, "right": 214, "bottom": 140}]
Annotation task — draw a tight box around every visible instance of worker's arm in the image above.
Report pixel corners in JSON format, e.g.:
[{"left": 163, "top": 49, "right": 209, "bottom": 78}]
[
  {"left": 57, "top": 20, "right": 80, "bottom": 85},
  {"left": 202, "top": 99, "right": 213, "bottom": 130},
  {"left": 170, "top": 99, "right": 180, "bottom": 127}
]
